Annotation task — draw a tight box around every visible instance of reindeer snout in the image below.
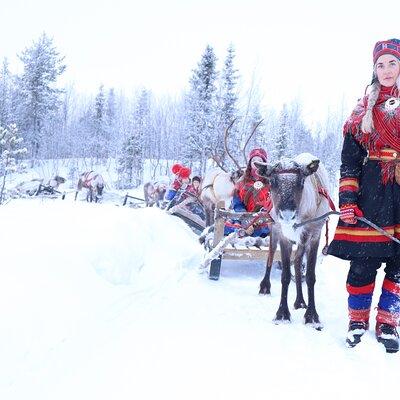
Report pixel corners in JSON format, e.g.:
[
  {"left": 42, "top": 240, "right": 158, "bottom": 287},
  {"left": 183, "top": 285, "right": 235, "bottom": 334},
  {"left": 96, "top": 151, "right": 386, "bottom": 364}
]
[{"left": 278, "top": 209, "right": 297, "bottom": 223}]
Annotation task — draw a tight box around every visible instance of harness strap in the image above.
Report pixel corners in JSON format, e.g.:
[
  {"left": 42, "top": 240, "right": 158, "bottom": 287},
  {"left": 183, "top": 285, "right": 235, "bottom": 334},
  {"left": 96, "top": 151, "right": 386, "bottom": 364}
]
[
  {"left": 318, "top": 187, "right": 336, "bottom": 211},
  {"left": 82, "top": 171, "right": 96, "bottom": 187}
]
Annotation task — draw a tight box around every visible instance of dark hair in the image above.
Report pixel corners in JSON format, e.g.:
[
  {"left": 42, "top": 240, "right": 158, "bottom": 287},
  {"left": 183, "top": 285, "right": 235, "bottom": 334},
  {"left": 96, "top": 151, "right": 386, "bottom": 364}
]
[{"left": 192, "top": 176, "right": 201, "bottom": 183}]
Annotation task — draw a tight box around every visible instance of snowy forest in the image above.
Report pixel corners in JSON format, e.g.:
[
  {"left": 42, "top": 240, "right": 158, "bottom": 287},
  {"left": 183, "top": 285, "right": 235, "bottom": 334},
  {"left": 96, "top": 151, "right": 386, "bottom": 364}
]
[{"left": 0, "top": 33, "right": 344, "bottom": 191}]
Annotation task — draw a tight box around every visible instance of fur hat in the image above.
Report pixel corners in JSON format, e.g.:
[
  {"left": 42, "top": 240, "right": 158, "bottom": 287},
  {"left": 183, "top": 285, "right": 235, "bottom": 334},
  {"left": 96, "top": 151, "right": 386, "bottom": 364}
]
[
  {"left": 171, "top": 163, "right": 182, "bottom": 175},
  {"left": 192, "top": 175, "right": 201, "bottom": 183},
  {"left": 373, "top": 39, "right": 400, "bottom": 64},
  {"left": 248, "top": 148, "right": 268, "bottom": 163},
  {"left": 178, "top": 166, "right": 191, "bottom": 179}
]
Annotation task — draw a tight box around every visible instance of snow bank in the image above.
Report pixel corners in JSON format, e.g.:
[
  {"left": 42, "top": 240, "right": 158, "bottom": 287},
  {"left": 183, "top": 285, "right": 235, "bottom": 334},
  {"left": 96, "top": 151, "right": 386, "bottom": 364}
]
[{"left": 0, "top": 199, "right": 398, "bottom": 400}]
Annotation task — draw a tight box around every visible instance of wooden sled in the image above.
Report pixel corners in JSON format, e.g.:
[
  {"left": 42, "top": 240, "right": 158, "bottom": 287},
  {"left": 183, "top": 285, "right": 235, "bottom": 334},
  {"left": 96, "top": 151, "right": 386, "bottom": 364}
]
[{"left": 206, "top": 201, "right": 290, "bottom": 281}]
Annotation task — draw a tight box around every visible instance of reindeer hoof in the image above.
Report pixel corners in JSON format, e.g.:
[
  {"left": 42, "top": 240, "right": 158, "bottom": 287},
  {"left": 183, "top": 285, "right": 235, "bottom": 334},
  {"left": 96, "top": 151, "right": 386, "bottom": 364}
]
[
  {"left": 304, "top": 310, "right": 322, "bottom": 330},
  {"left": 259, "top": 285, "right": 271, "bottom": 295},
  {"left": 259, "top": 281, "right": 271, "bottom": 295},
  {"left": 294, "top": 299, "right": 307, "bottom": 309},
  {"left": 274, "top": 307, "right": 291, "bottom": 323}
]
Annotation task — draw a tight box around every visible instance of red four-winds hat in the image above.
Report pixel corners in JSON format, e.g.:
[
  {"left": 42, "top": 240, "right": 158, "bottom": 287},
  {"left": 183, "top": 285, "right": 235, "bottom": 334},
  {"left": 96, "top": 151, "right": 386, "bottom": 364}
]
[
  {"left": 178, "top": 166, "right": 191, "bottom": 179},
  {"left": 373, "top": 39, "right": 400, "bottom": 64},
  {"left": 249, "top": 148, "right": 268, "bottom": 162},
  {"left": 171, "top": 163, "right": 182, "bottom": 175}
]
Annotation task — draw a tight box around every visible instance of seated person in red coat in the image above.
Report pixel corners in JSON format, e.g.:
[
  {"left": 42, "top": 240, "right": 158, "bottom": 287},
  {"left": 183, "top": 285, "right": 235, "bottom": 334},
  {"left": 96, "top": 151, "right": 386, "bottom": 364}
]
[
  {"left": 165, "top": 164, "right": 191, "bottom": 202},
  {"left": 183, "top": 176, "right": 201, "bottom": 198},
  {"left": 224, "top": 148, "right": 272, "bottom": 237}
]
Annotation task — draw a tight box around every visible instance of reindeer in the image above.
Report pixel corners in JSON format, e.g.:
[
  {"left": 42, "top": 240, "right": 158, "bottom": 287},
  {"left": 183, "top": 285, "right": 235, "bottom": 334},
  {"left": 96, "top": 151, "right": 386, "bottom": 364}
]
[
  {"left": 75, "top": 171, "right": 105, "bottom": 203},
  {"left": 143, "top": 181, "right": 167, "bottom": 207},
  {"left": 200, "top": 119, "right": 263, "bottom": 226},
  {"left": 47, "top": 175, "right": 66, "bottom": 190},
  {"left": 255, "top": 153, "right": 331, "bottom": 330}
]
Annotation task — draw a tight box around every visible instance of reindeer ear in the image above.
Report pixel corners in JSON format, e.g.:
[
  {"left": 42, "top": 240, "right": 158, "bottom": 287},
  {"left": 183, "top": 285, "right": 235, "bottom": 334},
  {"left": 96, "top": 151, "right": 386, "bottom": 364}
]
[
  {"left": 303, "top": 159, "right": 320, "bottom": 176},
  {"left": 254, "top": 161, "right": 273, "bottom": 177}
]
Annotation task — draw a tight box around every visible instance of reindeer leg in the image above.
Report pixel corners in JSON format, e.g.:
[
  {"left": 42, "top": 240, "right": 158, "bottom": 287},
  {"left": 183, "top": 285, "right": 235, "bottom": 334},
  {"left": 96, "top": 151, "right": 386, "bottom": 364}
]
[
  {"left": 293, "top": 243, "right": 307, "bottom": 309},
  {"left": 206, "top": 208, "right": 213, "bottom": 227},
  {"left": 274, "top": 240, "right": 292, "bottom": 323},
  {"left": 259, "top": 227, "right": 277, "bottom": 295},
  {"left": 303, "top": 239, "right": 322, "bottom": 330}
]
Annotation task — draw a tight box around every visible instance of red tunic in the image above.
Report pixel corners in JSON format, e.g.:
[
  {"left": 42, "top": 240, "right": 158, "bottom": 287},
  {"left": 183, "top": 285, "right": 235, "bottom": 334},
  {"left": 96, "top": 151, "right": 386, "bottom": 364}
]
[{"left": 235, "top": 175, "right": 272, "bottom": 212}]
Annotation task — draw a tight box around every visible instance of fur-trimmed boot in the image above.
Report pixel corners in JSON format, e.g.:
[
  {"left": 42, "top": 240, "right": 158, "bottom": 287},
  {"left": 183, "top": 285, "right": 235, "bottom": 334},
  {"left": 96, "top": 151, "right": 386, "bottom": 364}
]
[
  {"left": 376, "top": 322, "right": 399, "bottom": 353},
  {"left": 346, "top": 320, "right": 369, "bottom": 348}
]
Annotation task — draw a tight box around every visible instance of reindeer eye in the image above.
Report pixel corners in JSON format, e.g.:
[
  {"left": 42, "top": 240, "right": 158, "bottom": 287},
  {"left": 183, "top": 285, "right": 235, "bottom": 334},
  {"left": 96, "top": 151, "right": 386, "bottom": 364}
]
[{"left": 269, "top": 176, "right": 278, "bottom": 187}]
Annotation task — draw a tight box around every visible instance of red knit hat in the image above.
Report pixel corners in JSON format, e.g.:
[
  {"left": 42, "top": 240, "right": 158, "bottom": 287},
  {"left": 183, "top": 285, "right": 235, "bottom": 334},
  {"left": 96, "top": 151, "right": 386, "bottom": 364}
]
[
  {"left": 249, "top": 148, "right": 268, "bottom": 162},
  {"left": 171, "top": 163, "right": 182, "bottom": 175},
  {"left": 178, "top": 166, "right": 191, "bottom": 179},
  {"left": 373, "top": 39, "right": 400, "bottom": 64}
]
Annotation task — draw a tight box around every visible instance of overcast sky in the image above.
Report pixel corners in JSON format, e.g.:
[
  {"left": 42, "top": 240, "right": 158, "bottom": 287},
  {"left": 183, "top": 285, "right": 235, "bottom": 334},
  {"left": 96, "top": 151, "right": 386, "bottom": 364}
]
[{"left": 1, "top": 0, "right": 399, "bottom": 125}]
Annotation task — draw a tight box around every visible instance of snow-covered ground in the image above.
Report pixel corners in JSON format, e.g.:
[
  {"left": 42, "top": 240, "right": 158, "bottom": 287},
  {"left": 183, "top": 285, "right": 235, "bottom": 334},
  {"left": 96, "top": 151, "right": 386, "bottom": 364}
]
[{"left": 0, "top": 198, "right": 398, "bottom": 400}]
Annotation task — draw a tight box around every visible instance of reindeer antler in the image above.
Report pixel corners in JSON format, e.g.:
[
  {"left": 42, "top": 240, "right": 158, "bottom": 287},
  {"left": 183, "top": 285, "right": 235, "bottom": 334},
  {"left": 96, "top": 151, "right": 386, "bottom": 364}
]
[
  {"left": 205, "top": 146, "right": 228, "bottom": 172},
  {"left": 211, "top": 153, "right": 228, "bottom": 173},
  {"left": 224, "top": 119, "right": 242, "bottom": 171},
  {"left": 242, "top": 119, "right": 263, "bottom": 165}
]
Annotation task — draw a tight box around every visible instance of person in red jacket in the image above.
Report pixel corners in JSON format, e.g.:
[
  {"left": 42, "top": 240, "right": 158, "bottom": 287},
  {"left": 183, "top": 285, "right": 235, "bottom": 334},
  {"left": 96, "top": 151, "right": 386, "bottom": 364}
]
[
  {"left": 184, "top": 176, "right": 201, "bottom": 198},
  {"left": 165, "top": 164, "right": 191, "bottom": 201},
  {"left": 225, "top": 148, "right": 272, "bottom": 237}
]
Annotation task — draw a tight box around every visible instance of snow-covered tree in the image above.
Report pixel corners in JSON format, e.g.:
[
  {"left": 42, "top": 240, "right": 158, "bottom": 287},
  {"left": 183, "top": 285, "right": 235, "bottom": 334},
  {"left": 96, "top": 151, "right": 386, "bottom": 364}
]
[
  {"left": 185, "top": 45, "right": 218, "bottom": 172},
  {"left": 0, "top": 124, "right": 27, "bottom": 203},
  {"left": 315, "top": 109, "right": 344, "bottom": 192},
  {"left": 216, "top": 44, "right": 239, "bottom": 166},
  {"left": 106, "top": 88, "right": 118, "bottom": 157},
  {"left": 0, "top": 59, "right": 14, "bottom": 128},
  {"left": 117, "top": 89, "right": 151, "bottom": 188},
  {"left": 91, "top": 84, "right": 108, "bottom": 161},
  {"left": 275, "top": 104, "right": 289, "bottom": 160},
  {"left": 16, "top": 33, "right": 65, "bottom": 163}
]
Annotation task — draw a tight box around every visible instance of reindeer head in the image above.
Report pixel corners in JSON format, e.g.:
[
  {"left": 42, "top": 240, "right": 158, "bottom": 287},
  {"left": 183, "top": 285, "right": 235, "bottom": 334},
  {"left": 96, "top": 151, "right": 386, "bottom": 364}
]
[
  {"left": 96, "top": 183, "right": 104, "bottom": 196},
  {"left": 54, "top": 176, "right": 66, "bottom": 184},
  {"left": 230, "top": 168, "right": 245, "bottom": 184},
  {"left": 255, "top": 158, "right": 320, "bottom": 223}
]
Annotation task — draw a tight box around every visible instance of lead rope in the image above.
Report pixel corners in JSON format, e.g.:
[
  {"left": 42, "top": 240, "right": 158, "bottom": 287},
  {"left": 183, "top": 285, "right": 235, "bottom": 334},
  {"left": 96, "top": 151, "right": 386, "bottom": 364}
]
[{"left": 293, "top": 211, "right": 400, "bottom": 246}]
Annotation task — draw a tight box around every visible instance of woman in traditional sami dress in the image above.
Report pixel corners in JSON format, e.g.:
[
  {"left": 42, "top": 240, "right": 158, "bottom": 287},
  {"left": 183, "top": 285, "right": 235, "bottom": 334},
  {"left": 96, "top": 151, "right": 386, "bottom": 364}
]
[{"left": 328, "top": 39, "right": 400, "bottom": 353}]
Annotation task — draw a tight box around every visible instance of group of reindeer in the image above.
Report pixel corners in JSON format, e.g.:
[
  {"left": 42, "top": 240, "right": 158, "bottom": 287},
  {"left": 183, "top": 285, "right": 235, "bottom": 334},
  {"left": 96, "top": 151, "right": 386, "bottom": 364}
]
[{"left": 195, "top": 120, "right": 333, "bottom": 329}]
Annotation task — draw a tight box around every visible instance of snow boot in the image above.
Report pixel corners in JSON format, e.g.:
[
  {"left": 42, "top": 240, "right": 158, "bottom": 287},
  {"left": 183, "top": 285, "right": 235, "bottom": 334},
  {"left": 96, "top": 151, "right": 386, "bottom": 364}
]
[
  {"left": 346, "top": 320, "right": 369, "bottom": 348},
  {"left": 376, "top": 322, "right": 399, "bottom": 354}
]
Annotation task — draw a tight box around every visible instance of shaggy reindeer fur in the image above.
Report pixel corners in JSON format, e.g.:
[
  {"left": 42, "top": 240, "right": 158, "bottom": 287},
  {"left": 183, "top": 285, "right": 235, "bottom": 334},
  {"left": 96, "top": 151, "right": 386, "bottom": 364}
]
[
  {"left": 257, "top": 153, "right": 331, "bottom": 329},
  {"left": 200, "top": 167, "right": 243, "bottom": 226}
]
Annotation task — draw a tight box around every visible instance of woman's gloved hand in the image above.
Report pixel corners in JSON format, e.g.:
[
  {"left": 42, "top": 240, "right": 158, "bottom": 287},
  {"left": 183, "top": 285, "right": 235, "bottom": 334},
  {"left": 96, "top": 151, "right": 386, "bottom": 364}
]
[{"left": 339, "top": 203, "right": 364, "bottom": 224}]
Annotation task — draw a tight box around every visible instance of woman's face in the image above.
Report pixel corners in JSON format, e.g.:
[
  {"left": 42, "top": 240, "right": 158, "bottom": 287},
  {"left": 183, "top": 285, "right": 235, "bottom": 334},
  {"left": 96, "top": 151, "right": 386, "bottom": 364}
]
[
  {"left": 250, "top": 156, "right": 264, "bottom": 170},
  {"left": 193, "top": 180, "right": 200, "bottom": 189},
  {"left": 375, "top": 54, "right": 400, "bottom": 87}
]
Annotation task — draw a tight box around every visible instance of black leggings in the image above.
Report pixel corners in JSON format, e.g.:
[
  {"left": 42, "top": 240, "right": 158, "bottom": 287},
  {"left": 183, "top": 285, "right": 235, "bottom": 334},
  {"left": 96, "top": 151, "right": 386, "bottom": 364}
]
[{"left": 347, "top": 256, "right": 400, "bottom": 287}]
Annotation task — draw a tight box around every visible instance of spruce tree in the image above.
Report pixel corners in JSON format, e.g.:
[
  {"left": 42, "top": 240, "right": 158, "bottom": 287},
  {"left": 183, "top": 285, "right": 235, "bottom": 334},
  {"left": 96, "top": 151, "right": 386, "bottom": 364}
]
[
  {"left": 0, "top": 59, "right": 13, "bottom": 128},
  {"left": 185, "top": 45, "right": 218, "bottom": 172},
  {"left": 92, "top": 84, "right": 107, "bottom": 161},
  {"left": 117, "top": 89, "right": 150, "bottom": 188},
  {"left": 0, "top": 124, "right": 27, "bottom": 203},
  {"left": 16, "top": 33, "right": 66, "bottom": 163},
  {"left": 217, "top": 44, "right": 239, "bottom": 167},
  {"left": 275, "top": 104, "right": 289, "bottom": 160}
]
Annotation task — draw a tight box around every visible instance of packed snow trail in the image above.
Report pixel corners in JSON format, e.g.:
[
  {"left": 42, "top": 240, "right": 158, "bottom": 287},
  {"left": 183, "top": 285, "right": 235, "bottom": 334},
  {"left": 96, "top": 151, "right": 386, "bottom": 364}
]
[{"left": 0, "top": 200, "right": 397, "bottom": 400}]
